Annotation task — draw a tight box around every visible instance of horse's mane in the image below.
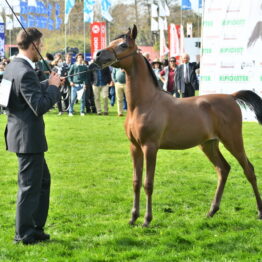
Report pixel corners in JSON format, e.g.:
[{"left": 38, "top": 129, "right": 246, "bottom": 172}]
[{"left": 143, "top": 56, "right": 162, "bottom": 90}]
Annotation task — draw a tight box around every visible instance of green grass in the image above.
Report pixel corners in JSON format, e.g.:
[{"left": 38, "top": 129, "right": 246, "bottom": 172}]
[{"left": 0, "top": 105, "right": 262, "bottom": 261}]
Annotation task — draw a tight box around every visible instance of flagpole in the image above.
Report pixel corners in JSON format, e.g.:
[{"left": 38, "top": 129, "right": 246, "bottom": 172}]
[
  {"left": 9, "top": 29, "right": 11, "bottom": 57},
  {"left": 65, "top": 22, "right": 67, "bottom": 54},
  {"left": 84, "top": 21, "right": 86, "bottom": 60}
]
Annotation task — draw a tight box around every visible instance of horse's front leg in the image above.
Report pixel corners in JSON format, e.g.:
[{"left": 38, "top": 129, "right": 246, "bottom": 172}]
[
  {"left": 129, "top": 143, "right": 144, "bottom": 225},
  {"left": 142, "top": 143, "right": 158, "bottom": 227}
]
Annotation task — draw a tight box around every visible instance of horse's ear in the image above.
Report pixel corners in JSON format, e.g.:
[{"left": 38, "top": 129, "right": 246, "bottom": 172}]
[{"left": 131, "top": 25, "right": 137, "bottom": 40}]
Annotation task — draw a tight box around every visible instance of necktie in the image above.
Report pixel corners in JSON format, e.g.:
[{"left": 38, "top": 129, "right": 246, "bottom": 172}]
[{"left": 185, "top": 64, "right": 189, "bottom": 83}]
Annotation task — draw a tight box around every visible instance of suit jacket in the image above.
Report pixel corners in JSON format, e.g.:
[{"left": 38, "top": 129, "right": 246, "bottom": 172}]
[
  {"left": 3, "top": 57, "right": 60, "bottom": 153},
  {"left": 91, "top": 67, "right": 112, "bottom": 86},
  {"left": 175, "top": 62, "right": 199, "bottom": 94}
]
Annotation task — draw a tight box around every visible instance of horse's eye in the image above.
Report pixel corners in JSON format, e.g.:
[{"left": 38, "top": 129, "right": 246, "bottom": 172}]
[{"left": 120, "top": 43, "right": 128, "bottom": 48}]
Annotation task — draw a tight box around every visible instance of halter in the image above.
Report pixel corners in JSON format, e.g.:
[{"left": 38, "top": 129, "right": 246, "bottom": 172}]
[{"left": 110, "top": 46, "right": 140, "bottom": 65}]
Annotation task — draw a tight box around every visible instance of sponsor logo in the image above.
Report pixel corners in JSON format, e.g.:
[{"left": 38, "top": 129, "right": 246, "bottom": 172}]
[
  {"left": 219, "top": 75, "right": 249, "bottom": 81},
  {"left": 200, "top": 76, "right": 211, "bottom": 81},
  {"left": 202, "top": 48, "right": 212, "bottom": 54},
  {"left": 203, "top": 21, "right": 213, "bottom": 27},
  {"left": 241, "top": 61, "right": 255, "bottom": 70},
  {"left": 92, "top": 25, "right": 100, "bottom": 34},
  {"left": 220, "top": 47, "right": 244, "bottom": 54},
  {"left": 222, "top": 19, "right": 245, "bottom": 26},
  {"left": 220, "top": 63, "right": 234, "bottom": 69},
  {"left": 205, "top": 35, "right": 220, "bottom": 39}
]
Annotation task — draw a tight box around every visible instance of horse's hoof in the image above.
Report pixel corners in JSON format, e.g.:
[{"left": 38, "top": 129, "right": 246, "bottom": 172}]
[
  {"left": 129, "top": 220, "right": 135, "bottom": 226},
  {"left": 257, "top": 213, "right": 262, "bottom": 220},
  {"left": 206, "top": 212, "right": 214, "bottom": 218},
  {"left": 142, "top": 223, "right": 149, "bottom": 227},
  {"left": 207, "top": 206, "right": 219, "bottom": 217}
]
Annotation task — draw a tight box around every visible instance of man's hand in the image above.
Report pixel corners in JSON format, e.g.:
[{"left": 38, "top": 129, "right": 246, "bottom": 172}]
[
  {"left": 48, "top": 72, "right": 61, "bottom": 88},
  {"left": 60, "top": 77, "right": 66, "bottom": 86}
]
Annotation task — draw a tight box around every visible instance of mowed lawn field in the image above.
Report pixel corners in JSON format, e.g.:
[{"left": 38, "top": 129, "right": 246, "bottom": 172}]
[{"left": 0, "top": 105, "right": 262, "bottom": 262}]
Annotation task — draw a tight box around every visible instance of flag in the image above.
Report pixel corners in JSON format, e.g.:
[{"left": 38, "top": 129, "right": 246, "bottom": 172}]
[
  {"left": 4, "top": 2, "right": 12, "bottom": 15},
  {"left": 160, "top": 29, "right": 169, "bottom": 58},
  {"left": 13, "top": 14, "right": 22, "bottom": 28},
  {"left": 0, "top": 22, "right": 4, "bottom": 58},
  {"left": 151, "top": 3, "right": 158, "bottom": 18},
  {"left": 186, "top": 22, "right": 192, "bottom": 37},
  {"left": 180, "top": 25, "right": 185, "bottom": 54},
  {"left": 84, "top": 0, "right": 95, "bottom": 23},
  {"left": 164, "top": 1, "right": 170, "bottom": 16},
  {"left": 64, "top": 0, "right": 75, "bottom": 24},
  {"left": 199, "top": 0, "right": 202, "bottom": 8},
  {"left": 5, "top": 16, "right": 13, "bottom": 30},
  {"left": 28, "top": 0, "right": 37, "bottom": 7},
  {"left": 181, "top": 0, "right": 192, "bottom": 10},
  {"left": 163, "top": 17, "right": 168, "bottom": 30},
  {"left": 158, "top": 17, "right": 164, "bottom": 31},
  {"left": 169, "top": 24, "right": 180, "bottom": 57},
  {"left": 158, "top": 0, "right": 166, "bottom": 17},
  {"left": 151, "top": 17, "right": 158, "bottom": 31},
  {"left": 101, "top": 0, "right": 113, "bottom": 22}
]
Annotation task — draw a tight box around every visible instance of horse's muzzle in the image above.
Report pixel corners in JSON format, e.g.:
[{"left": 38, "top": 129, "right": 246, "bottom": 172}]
[{"left": 94, "top": 49, "right": 117, "bottom": 69}]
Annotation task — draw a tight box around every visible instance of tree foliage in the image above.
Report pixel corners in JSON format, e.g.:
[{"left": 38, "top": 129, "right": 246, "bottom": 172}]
[{"left": 2, "top": 0, "right": 201, "bottom": 55}]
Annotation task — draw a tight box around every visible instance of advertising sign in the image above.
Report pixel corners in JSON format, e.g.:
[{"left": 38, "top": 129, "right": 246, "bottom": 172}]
[
  {"left": 201, "top": 0, "right": 262, "bottom": 97},
  {"left": 90, "top": 22, "right": 106, "bottom": 58},
  {"left": 200, "top": 0, "right": 262, "bottom": 120}
]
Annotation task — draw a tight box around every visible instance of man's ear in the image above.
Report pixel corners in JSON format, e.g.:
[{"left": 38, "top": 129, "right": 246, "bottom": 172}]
[{"left": 131, "top": 24, "right": 137, "bottom": 40}]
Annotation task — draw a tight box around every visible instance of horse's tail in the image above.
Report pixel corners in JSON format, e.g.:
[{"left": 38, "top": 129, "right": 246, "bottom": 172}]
[{"left": 232, "top": 90, "right": 262, "bottom": 124}]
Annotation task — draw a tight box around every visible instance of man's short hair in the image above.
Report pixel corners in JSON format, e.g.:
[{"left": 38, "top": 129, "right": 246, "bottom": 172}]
[
  {"left": 46, "top": 52, "right": 54, "bottom": 61},
  {"left": 16, "top": 27, "right": 43, "bottom": 50},
  {"left": 76, "top": 53, "right": 84, "bottom": 59}
]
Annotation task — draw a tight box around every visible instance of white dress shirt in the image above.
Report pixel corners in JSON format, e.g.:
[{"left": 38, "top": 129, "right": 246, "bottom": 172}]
[{"left": 17, "top": 54, "right": 36, "bottom": 70}]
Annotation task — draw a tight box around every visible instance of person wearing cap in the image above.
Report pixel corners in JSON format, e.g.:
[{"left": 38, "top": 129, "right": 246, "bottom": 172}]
[
  {"left": 151, "top": 59, "right": 163, "bottom": 88},
  {"left": 160, "top": 57, "right": 179, "bottom": 97}
]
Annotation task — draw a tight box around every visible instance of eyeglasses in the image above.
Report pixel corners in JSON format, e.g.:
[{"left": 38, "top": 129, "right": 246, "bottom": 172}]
[{"left": 169, "top": 60, "right": 176, "bottom": 62}]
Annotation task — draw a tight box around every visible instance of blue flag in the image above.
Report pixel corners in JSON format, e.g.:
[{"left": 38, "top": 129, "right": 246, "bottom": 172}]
[
  {"left": 101, "top": 0, "right": 112, "bottom": 22},
  {"left": 181, "top": 0, "right": 192, "bottom": 10},
  {"left": 198, "top": 0, "right": 202, "bottom": 8},
  {"left": 84, "top": 0, "right": 95, "bottom": 23},
  {"left": 65, "top": 0, "right": 75, "bottom": 24},
  {"left": 0, "top": 23, "right": 5, "bottom": 58}
]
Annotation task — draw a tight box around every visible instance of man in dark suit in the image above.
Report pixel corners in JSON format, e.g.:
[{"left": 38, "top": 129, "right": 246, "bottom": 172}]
[
  {"left": 91, "top": 67, "right": 112, "bottom": 115},
  {"left": 175, "top": 53, "right": 199, "bottom": 97},
  {"left": 3, "top": 28, "right": 61, "bottom": 245}
]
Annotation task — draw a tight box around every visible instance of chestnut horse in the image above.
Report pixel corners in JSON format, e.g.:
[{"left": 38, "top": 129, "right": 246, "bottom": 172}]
[{"left": 94, "top": 25, "right": 262, "bottom": 227}]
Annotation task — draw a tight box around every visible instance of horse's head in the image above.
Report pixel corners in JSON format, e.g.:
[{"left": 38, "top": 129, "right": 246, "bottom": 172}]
[{"left": 93, "top": 25, "right": 138, "bottom": 69}]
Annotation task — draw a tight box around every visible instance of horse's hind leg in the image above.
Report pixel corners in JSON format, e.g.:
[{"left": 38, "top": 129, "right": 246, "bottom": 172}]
[
  {"left": 221, "top": 135, "right": 262, "bottom": 219},
  {"left": 129, "top": 142, "right": 144, "bottom": 225},
  {"left": 200, "top": 140, "right": 231, "bottom": 217}
]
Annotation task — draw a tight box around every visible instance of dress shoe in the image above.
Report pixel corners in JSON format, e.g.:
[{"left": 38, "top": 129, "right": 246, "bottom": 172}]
[
  {"left": 35, "top": 231, "right": 50, "bottom": 241},
  {"left": 14, "top": 231, "right": 50, "bottom": 245},
  {"left": 14, "top": 236, "right": 39, "bottom": 245}
]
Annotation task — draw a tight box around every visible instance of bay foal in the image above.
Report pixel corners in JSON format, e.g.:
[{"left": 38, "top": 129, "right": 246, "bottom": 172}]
[{"left": 94, "top": 25, "right": 262, "bottom": 227}]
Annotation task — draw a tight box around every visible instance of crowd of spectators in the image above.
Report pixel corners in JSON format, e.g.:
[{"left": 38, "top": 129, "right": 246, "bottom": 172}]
[{"left": 0, "top": 51, "right": 200, "bottom": 116}]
